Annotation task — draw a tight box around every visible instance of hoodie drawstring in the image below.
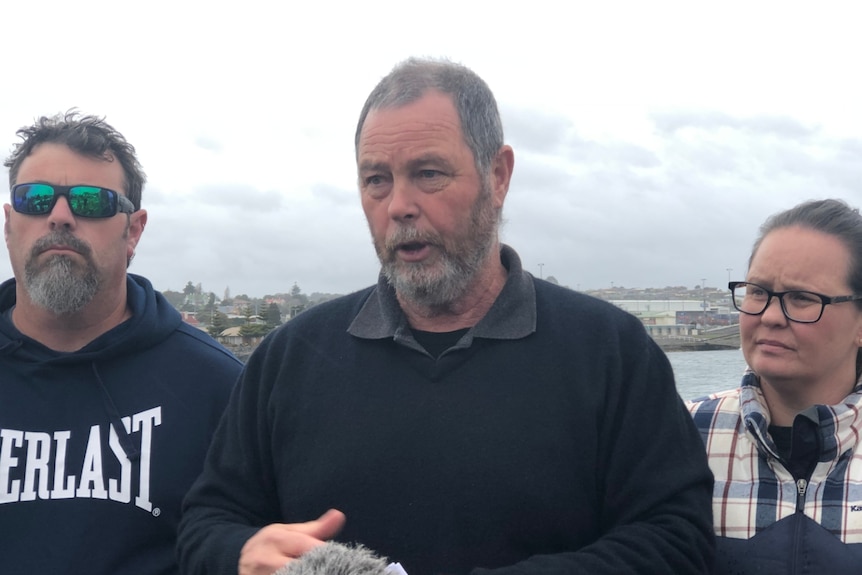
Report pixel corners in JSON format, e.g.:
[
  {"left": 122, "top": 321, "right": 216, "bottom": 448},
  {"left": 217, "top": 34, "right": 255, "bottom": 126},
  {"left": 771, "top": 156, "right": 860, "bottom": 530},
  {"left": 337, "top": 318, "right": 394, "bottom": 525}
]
[
  {"left": 0, "top": 339, "right": 24, "bottom": 355},
  {"left": 91, "top": 363, "right": 141, "bottom": 461}
]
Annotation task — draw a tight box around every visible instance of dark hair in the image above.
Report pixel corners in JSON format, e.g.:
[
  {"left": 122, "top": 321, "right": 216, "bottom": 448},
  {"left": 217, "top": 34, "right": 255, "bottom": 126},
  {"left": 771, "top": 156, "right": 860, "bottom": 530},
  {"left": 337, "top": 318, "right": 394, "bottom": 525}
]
[
  {"left": 4, "top": 110, "right": 145, "bottom": 210},
  {"left": 354, "top": 57, "right": 504, "bottom": 177},
  {"left": 752, "top": 198, "right": 862, "bottom": 375},
  {"left": 752, "top": 199, "right": 862, "bottom": 303}
]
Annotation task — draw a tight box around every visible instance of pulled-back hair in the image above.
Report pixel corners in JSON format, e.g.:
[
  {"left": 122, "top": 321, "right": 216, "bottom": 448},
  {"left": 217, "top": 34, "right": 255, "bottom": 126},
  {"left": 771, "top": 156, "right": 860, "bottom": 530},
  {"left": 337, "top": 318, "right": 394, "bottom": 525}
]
[
  {"left": 751, "top": 199, "right": 862, "bottom": 307},
  {"left": 4, "top": 110, "right": 145, "bottom": 210},
  {"left": 354, "top": 57, "right": 504, "bottom": 177},
  {"left": 752, "top": 199, "right": 862, "bottom": 377}
]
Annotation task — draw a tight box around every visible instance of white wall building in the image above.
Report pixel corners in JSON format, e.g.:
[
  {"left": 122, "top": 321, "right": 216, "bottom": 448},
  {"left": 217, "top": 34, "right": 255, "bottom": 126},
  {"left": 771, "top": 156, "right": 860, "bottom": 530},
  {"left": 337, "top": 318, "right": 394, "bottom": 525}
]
[{"left": 609, "top": 300, "right": 731, "bottom": 314}]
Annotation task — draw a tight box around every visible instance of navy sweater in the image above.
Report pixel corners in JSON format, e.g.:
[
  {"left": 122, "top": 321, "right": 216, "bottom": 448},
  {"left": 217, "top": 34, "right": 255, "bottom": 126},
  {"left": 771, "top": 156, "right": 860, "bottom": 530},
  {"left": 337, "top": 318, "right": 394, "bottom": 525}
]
[
  {"left": 0, "top": 274, "right": 241, "bottom": 574},
  {"left": 179, "top": 274, "right": 714, "bottom": 574}
]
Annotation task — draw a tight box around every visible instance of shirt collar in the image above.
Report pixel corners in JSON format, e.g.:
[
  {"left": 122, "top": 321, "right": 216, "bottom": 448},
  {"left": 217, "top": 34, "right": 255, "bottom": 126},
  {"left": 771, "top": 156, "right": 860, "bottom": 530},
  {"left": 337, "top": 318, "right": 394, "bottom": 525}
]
[{"left": 347, "top": 244, "right": 536, "bottom": 343}]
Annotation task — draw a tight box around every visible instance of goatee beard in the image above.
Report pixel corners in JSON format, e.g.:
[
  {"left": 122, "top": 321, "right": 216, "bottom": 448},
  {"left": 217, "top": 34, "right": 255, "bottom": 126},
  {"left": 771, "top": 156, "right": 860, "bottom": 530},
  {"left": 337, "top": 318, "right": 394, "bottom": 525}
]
[{"left": 23, "top": 232, "right": 101, "bottom": 315}]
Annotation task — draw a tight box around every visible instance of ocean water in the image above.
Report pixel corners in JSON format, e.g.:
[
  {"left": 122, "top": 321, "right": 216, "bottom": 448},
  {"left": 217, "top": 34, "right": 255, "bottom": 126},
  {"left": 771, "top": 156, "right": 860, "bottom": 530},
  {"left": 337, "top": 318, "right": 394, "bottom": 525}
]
[{"left": 666, "top": 348, "right": 748, "bottom": 400}]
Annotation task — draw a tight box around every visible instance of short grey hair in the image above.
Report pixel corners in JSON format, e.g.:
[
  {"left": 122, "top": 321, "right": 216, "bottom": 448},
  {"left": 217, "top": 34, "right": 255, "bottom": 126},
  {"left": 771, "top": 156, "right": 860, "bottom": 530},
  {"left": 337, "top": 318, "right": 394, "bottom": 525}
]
[{"left": 354, "top": 57, "right": 504, "bottom": 176}]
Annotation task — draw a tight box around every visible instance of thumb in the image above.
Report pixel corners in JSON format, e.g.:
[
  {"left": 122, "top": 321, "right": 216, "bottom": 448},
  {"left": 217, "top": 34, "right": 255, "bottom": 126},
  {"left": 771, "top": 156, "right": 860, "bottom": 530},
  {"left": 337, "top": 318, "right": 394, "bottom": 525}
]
[{"left": 290, "top": 509, "right": 346, "bottom": 540}]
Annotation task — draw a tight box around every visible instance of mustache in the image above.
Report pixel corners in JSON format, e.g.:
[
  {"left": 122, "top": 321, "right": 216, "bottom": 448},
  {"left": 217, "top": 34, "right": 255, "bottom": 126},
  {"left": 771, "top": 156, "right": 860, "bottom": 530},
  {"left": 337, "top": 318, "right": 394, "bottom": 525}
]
[
  {"left": 384, "top": 226, "right": 440, "bottom": 252},
  {"left": 30, "top": 231, "right": 91, "bottom": 259}
]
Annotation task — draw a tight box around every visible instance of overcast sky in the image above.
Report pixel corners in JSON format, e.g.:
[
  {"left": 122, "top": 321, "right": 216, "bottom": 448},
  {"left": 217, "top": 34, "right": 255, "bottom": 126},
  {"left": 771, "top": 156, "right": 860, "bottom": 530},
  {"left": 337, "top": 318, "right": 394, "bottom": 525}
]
[{"left": 3, "top": 1, "right": 861, "bottom": 298}]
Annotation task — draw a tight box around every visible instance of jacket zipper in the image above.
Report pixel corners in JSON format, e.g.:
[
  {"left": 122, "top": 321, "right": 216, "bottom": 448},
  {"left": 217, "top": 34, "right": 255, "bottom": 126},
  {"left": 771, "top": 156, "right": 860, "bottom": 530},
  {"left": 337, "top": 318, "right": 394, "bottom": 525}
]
[
  {"left": 796, "top": 478, "right": 807, "bottom": 512},
  {"left": 790, "top": 478, "right": 807, "bottom": 575}
]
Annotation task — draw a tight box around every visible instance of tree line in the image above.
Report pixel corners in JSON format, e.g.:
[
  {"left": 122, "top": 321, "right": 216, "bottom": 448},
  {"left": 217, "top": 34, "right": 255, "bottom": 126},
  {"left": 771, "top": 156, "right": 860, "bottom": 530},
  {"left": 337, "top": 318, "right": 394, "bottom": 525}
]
[{"left": 161, "top": 281, "right": 340, "bottom": 339}]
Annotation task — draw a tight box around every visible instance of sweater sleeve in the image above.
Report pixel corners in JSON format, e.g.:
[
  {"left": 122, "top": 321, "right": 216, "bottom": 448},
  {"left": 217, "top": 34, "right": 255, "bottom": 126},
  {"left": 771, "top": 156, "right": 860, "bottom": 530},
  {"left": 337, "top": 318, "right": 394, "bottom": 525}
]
[
  {"left": 472, "top": 329, "right": 715, "bottom": 575},
  {"left": 177, "top": 340, "right": 282, "bottom": 575}
]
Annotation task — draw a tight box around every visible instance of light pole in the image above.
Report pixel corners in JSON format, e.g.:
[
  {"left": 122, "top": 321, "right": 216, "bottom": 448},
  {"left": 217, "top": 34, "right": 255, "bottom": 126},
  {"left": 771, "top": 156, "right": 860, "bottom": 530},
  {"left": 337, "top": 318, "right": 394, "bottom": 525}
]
[
  {"left": 538, "top": 263, "right": 544, "bottom": 279},
  {"left": 726, "top": 268, "right": 733, "bottom": 284}
]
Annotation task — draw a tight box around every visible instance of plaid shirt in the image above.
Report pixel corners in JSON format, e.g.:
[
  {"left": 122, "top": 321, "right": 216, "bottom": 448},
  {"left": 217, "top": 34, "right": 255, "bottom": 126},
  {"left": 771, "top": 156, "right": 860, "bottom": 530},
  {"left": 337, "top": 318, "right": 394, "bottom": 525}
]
[{"left": 687, "top": 372, "right": 862, "bottom": 543}]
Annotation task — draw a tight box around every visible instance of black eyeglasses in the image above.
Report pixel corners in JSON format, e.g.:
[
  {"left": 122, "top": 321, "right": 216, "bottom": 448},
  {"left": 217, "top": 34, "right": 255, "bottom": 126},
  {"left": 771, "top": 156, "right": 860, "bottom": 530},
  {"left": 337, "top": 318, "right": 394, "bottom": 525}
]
[
  {"left": 11, "top": 183, "right": 135, "bottom": 219},
  {"left": 729, "top": 281, "right": 862, "bottom": 323}
]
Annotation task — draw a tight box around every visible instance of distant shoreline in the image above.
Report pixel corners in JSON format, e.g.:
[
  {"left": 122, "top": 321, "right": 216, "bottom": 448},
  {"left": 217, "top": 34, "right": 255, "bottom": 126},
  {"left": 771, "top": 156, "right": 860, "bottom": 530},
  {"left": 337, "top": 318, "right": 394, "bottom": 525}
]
[
  {"left": 654, "top": 341, "right": 739, "bottom": 353},
  {"left": 227, "top": 338, "right": 738, "bottom": 363}
]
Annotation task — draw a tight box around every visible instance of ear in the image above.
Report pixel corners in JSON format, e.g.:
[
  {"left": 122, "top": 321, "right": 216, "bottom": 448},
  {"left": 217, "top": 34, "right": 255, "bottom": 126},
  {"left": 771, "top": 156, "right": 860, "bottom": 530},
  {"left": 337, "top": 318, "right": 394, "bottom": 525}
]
[
  {"left": 489, "top": 145, "right": 514, "bottom": 209},
  {"left": 126, "top": 208, "right": 148, "bottom": 259},
  {"left": 3, "top": 204, "right": 10, "bottom": 243},
  {"left": 852, "top": 306, "right": 862, "bottom": 348}
]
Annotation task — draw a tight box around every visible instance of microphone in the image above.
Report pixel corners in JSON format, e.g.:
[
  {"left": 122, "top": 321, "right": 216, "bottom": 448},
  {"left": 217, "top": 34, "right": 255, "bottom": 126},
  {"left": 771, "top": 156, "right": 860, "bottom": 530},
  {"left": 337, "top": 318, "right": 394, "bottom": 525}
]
[{"left": 274, "top": 542, "right": 407, "bottom": 575}]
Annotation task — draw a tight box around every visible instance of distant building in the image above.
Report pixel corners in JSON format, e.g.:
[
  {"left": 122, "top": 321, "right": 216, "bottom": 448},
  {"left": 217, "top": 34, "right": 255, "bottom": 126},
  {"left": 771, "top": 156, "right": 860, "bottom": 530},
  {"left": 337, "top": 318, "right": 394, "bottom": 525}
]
[
  {"left": 610, "top": 300, "right": 738, "bottom": 339},
  {"left": 215, "top": 326, "right": 265, "bottom": 348},
  {"left": 609, "top": 300, "right": 727, "bottom": 314},
  {"left": 218, "top": 326, "right": 244, "bottom": 346},
  {"left": 180, "top": 312, "right": 201, "bottom": 327}
]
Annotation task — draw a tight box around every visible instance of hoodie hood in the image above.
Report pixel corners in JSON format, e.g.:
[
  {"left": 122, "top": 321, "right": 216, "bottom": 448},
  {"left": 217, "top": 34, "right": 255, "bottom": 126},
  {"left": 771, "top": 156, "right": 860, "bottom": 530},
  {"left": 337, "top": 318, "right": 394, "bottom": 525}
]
[
  {"left": 0, "top": 273, "right": 181, "bottom": 364},
  {"left": 0, "top": 273, "right": 183, "bottom": 460}
]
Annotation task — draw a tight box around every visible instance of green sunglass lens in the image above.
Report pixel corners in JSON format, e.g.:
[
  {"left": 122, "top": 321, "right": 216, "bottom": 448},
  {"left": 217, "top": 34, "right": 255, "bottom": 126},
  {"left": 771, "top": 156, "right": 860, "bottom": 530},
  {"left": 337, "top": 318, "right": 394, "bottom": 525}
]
[
  {"left": 69, "top": 187, "right": 114, "bottom": 217},
  {"left": 19, "top": 184, "right": 56, "bottom": 213}
]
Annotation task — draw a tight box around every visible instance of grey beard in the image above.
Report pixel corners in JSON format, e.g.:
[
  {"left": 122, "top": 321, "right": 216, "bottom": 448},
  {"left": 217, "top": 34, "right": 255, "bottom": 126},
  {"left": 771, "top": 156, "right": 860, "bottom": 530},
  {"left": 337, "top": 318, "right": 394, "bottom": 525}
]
[
  {"left": 380, "top": 191, "right": 499, "bottom": 310},
  {"left": 382, "top": 243, "right": 483, "bottom": 308},
  {"left": 24, "top": 254, "right": 100, "bottom": 315}
]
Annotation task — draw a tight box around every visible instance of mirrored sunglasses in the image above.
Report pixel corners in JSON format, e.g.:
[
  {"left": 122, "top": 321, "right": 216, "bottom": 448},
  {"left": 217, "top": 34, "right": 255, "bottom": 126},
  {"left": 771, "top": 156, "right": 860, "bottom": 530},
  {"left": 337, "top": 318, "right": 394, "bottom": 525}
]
[{"left": 11, "top": 183, "right": 135, "bottom": 218}]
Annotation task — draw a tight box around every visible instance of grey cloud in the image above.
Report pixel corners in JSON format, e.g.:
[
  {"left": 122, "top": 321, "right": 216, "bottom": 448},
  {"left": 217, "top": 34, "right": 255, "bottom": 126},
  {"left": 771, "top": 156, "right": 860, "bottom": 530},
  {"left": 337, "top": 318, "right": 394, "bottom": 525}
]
[
  {"left": 143, "top": 184, "right": 287, "bottom": 217},
  {"left": 134, "top": 181, "right": 376, "bottom": 296},
  {"left": 652, "top": 109, "right": 817, "bottom": 140},
  {"left": 823, "top": 139, "right": 862, "bottom": 190},
  {"left": 503, "top": 106, "right": 580, "bottom": 155},
  {"left": 501, "top": 108, "right": 861, "bottom": 293},
  {"left": 311, "top": 183, "right": 358, "bottom": 206},
  {"left": 505, "top": 106, "right": 659, "bottom": 171}
]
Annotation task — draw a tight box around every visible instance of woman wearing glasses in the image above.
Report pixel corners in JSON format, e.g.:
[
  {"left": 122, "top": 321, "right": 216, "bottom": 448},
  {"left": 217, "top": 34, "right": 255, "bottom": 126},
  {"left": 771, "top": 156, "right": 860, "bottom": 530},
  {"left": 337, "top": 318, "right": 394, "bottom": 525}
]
[{"left": 688, "top": 198, "right": 862, "bottom": 574}]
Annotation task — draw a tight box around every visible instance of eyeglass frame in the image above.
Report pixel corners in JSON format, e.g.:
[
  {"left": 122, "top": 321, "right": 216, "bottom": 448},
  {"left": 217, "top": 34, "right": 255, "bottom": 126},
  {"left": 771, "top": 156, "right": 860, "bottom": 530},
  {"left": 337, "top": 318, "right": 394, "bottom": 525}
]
[
  {"left": 11, "top": 183, "right": 135, "bottom": 219},
  {"left": 728, "top": 281, "right": 862, "bottom": 324}
]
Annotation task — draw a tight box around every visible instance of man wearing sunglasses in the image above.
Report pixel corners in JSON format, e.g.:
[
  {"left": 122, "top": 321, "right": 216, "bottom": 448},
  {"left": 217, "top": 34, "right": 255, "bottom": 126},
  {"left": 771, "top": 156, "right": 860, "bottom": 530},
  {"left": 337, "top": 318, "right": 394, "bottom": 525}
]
[{"left": 0, "top": 111, "right": 241, "bottom": 574}]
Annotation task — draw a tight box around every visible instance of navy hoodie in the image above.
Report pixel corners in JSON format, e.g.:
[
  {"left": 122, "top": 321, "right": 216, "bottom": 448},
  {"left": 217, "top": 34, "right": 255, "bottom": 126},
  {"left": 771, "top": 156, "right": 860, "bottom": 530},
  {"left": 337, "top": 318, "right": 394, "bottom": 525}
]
[{"left": 0, "top": 274, "right": 241, "bottom": 574}]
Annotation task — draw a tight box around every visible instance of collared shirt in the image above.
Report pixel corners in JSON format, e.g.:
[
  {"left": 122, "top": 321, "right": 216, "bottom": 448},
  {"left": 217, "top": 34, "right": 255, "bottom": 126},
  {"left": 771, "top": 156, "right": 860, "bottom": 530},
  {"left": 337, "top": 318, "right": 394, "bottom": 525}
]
[{"left": 347, "top": 244, "right": 536, "bottom": 356}]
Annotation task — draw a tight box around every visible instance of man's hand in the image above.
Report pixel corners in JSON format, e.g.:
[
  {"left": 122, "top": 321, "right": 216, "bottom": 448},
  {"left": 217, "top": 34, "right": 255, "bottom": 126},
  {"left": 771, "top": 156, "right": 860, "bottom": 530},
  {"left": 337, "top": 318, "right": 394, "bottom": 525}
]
[{"left": 238, "top": 509, "right": 347, "bottom": 575}]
